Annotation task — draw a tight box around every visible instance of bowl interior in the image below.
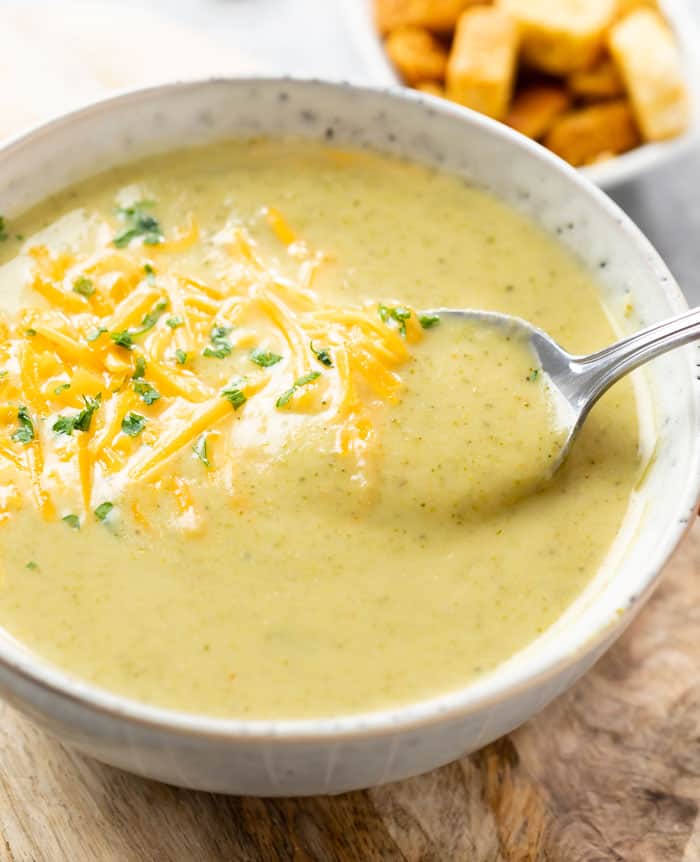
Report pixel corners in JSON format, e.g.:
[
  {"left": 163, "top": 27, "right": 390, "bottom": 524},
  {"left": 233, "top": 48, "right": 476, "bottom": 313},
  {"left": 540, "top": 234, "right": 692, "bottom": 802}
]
[{"left": 0, "top": 78, "right": 698, "bottom": 735}]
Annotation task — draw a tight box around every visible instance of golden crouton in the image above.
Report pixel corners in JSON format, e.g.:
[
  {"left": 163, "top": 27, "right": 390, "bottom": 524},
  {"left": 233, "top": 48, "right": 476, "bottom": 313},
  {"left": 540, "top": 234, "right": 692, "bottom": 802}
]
[
  {"left": 385, "top": 27, "right": 448, "bottom": 85},
  {"left": 416, "top": 81, "right": 446, "bottom": 98},
  {"left": 446, "top": 7, "right": 519, "bottom": 120},
  {"left": 497, "top": 0, "right": 617, "bottom": 75},
  {"left": 544, "top": 101, "right": 641, "bottom": 166},
  {"left": 375, "top": 0, "right": 480, "bottom": 35},
  {"left": 608, "top": 10, "right": 689, "bottom": 141},
  {"left": 615, "top": 0, "right": 658, "bottom": 18},
  {"left": 506, "top": 85, "right": 572, "bottom": 140},
  {"left": 567, "top": 59, "right": 625, "bottom": 100}
]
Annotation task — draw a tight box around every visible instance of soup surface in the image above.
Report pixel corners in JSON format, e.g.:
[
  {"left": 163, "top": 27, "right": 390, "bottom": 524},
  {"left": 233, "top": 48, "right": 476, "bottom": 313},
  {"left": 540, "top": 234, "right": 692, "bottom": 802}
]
[{"left": 0, "top": 141, "right": 643, "bottom": 718}]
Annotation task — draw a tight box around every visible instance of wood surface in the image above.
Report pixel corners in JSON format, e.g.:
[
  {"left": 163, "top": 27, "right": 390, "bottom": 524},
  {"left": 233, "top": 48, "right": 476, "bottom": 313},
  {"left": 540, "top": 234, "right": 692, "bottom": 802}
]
[{"left": 0, "top": 522, "right": 698, "bottom": 862}]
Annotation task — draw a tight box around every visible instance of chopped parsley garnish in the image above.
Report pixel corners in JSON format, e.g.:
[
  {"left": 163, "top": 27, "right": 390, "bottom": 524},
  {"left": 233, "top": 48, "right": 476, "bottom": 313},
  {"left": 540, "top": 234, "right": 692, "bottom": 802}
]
[
  {"left": 250, "top": 348, "right": 283, "bottom": 368},
  {"left": 166, "top": 316, "right": 183, "bottom": 329},
  {"left": 11, "top": 406, "right": 34, "bottom": 444},
  {"left": 203, "top": 324, "right": 233, "bottom": 359},
  {"left": 133, "top": 300, "right": 168, "bottom": 335},
  {"left": 109, "top": 303, "right": 167, "bottom": 351},
  {"left": 0, "top": 216, "right": 7, "bottom": 242},
  {"left": 526, "top": 369, "right": 540, "bottom": 382},
  {"left": 310, "top": 341, "right": 333, "bottom": 367},
  {"left": 132, "top": 356, "right": 147, "bottom": 379},
  {"left": 94, "top": 501, "right": 114, "bottom": 522},
  {"left": 72, "top": 276, "right": 95, "bottom": 298},
  {"left": 25, "top": 328, "right": 37, "bottom": 337},
  {"left": 113, "top": 201, "right": 163, "bottom": 248},
  {"left": 378, "top": 304, "right": 411, "bottom": 337},
  {"left": 87, "top": 327, "right": 107, "bottom": 343},
  {"left": 62, "top": 514, "right": 80, "bottom": 529},
  {"left": 121, "top": 411, "right": 146, "bottom": 437},
  {"left": 192, "top": 433, "right": 210, "bottom": 467},
  {"left": 0, "top": 370, "right": 8, "bottom": 378},
  {"left": 133, "top": 381, "right": 160, "bottom": 405},
  {"left": 276, "top": 371, "right": 321, "bottom": 408},
  {"left": 52, "top": 394, "right": 102, "bottom": 436},
  {"left": 26, "top": 561, "right": 38, "bottom": 571},
  {"left": 110, "top": 330, "right": 134, "bottom": 350},
  {"left": 144, "top": 262, "right": 155, "bottom": 279},
  {"left": 221, "top": 383, "right": 247, "bottom": 410},
  {"left": 53, "top": 383, "right": 71, "bottom": 395},
  {"left": 175, "top": 349, "right": 188, "bottom": 365},
  {"left": 418, "top": 313, "right": 441, "bottom": 330}
]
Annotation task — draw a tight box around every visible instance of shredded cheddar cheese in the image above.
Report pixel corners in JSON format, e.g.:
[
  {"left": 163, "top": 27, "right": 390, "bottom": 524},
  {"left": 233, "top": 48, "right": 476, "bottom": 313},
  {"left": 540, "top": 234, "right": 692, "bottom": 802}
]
[{"left": 0, "top": 207, "right": 432, "bottom": 526}]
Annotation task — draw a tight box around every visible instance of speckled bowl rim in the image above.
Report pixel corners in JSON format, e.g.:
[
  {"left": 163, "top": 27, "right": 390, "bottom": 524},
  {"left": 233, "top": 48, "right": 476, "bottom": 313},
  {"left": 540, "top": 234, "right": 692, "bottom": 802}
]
[{"left": 0, "top": 77, "right": 698, "bottom": 743}]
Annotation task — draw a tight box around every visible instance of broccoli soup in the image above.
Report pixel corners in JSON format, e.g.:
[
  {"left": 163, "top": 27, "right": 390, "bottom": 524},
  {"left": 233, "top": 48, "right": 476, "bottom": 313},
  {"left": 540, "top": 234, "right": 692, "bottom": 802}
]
[{"left": 0, "top": 140, "right": 643, "bottom": 718}]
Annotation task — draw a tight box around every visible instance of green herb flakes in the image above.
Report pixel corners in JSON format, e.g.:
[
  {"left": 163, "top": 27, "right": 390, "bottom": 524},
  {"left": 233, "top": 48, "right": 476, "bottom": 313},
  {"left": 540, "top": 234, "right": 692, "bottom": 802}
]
[
  {"left": 113, "top": 201, "right": 163, "bottom": 248},
  {"left": 94, "top": 501, "right": 114, "bottom": 522},
  {"left": 221, "top": 384, "right": 247, "bottom": 410},
  {"left": 133, "top": 381, "right": 161, "bottom": 405},
  {"left": 175, "top": 349, "right": 188, "bottom": 365},
  {"left": 52, "top": 394, "right": 102, "bottom": 436},
  {"left": 250, "top": 348, "right": 283, "bottom": 368},
  {"left": 192, "top": 433, "right": 210, "bottom": 467},
  {"left": 133, "top": 300, "right": 168, "bottom": 334},
  {"left": 418, "top": 313, "right": 440, "bottom": 330},
  {"left": 121, "top": 412, "right": 146, "bottom": 437},
  {"left": 310, "top": 342, "right": 333, "bottom": 367},
  {"left": 62, "top": 514, "right": 80, "bottom": 529},
  {"left": 11, "top": 406, "right": 34, "bottom": 444},
  {"left": 53, "top": 383, "right": 71, "bottom": 395},
  {"left": 166, "top": 316, "right": 184, "bottom": 329},
  {"left": 203, "top": 324, "right": 233, "bottom": 359},
  {"left": 526, "top": 369, "right": 540, "bottom": 382},
  {"left": 73, "top": 276, "right": 95, "bottom": 298},
  {"left": 132, "top": 356, "right": 147, "bottom": 379},
  {"left": 378, "top": 304, "right": 411, "bottom": 337},
  {"left": 110, "top": 330, "right": 134, "bottom": 350},
  {"left": 276, "top": 371, "right": 321, "bottom": 409}
]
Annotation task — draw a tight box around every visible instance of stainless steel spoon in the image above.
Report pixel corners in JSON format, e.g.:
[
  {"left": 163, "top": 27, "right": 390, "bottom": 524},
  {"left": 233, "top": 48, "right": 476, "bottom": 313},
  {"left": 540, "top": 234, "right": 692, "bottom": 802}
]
[{"left": 426, "top": 306, "right": 700, "bottom": 471}]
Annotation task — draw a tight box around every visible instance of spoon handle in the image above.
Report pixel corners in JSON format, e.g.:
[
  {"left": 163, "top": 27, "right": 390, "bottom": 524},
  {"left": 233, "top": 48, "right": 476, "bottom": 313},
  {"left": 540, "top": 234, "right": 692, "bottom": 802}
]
[{"left": 571, "top": 306, "right": 700, "bottom": 405}]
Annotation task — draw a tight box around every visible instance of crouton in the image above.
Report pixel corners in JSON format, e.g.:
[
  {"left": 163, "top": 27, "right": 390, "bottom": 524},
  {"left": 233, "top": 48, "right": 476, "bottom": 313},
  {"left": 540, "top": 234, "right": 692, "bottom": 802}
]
[
  {"left": 375, "top": 0, "right": 480, "bottom": 35},
  {"left": 506, "top": 85, "right": 572, "bottom": 140},
  {"left": 567, "top": 59, "right": 625, "bottom": 100},
  {"left": 544, "top": 101, "right": 641, "bottom": 166},
  {"left": 416, "top": 81, "right": 446, "bottom": 98},
  {"left": 497, "top": 0, "right": 617, "bottom": 75},
  {"left": 385, "top": 27, "right": 448, "bottom": 85},
  {"left": 608, "top": 10, "right": 689, "bottom": 141},
  {"left": 615, "top": 0, "right": 658, "bottom": 18},
  {"left": 446, "top": 7, "right": 519, "bottom": 120}
]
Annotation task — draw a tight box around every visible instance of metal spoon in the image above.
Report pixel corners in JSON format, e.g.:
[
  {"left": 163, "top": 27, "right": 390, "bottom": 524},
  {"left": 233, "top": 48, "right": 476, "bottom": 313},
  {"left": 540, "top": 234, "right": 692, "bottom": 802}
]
[{"left": 426, "top": 306, "right": 700, "bottom": 472}]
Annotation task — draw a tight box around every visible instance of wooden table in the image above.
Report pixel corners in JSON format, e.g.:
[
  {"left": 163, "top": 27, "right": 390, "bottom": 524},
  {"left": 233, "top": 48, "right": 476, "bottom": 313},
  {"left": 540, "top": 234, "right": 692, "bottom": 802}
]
[{"left": 0, "top": 523, "right": 697, "bottom": 861}]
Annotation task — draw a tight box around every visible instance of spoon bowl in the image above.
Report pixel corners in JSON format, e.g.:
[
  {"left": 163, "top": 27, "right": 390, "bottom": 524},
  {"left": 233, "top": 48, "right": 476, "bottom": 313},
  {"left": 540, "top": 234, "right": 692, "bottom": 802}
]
[{"left": 428, "top": 306, "right": 700, "bottom": 471}]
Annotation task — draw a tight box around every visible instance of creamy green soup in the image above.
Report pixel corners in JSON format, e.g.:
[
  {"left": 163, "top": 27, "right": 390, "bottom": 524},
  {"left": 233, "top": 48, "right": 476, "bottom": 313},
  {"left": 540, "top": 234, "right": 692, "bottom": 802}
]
[{"left": 0, "top": 140, "right": 644, "bottom": 718}]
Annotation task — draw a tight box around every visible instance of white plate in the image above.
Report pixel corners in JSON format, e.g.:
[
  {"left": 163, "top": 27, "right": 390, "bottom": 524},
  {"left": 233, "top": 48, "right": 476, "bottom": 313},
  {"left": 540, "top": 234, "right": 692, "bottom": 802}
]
[{"left": 339, "top": 0, "right": 700, "bottom": 189}]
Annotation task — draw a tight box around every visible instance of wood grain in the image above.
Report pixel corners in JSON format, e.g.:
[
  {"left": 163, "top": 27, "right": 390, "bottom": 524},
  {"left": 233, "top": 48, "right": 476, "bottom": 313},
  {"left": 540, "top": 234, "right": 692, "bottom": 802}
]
[{"left": 1, "top": 523, "right": 698, "bottom": 862}]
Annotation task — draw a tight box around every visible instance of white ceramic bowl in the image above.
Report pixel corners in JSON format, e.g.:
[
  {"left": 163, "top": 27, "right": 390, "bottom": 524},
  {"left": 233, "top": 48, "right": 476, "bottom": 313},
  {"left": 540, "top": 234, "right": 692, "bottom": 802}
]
[
  {"left": 339, "top": 0, "right": 700, "bottom": 189},
  {"left": 0, "top": 79, "right": 698, "bottom": 796}
]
